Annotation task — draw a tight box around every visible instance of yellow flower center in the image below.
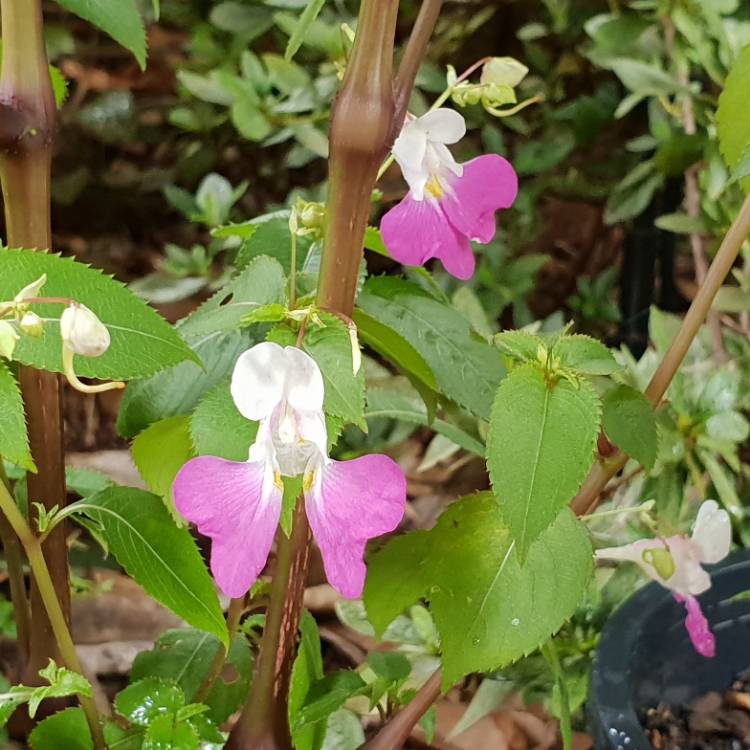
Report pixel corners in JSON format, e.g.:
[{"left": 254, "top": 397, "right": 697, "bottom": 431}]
[{"left": 425, "top": 175, "right": 445, "bottom": 199}]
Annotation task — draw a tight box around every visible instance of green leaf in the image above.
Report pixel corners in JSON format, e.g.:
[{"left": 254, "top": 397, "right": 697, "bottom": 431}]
[
  {"left": 0, "top": 360, "right": 34, "bottom": 471},
  {"left": 231, "top": 97, "right": 273, "bottom": 141},
  {"left": 494, "top": 330, "right": 544, "bottom": 363},
  {"left": 607, "top": 58, "right": 683, "bottom": 96},
  {"left": 131, "top": 629, "right": 252, "bottom": 723},
  {"left": 53, "top": 0, "right": 146, "bottom": 69},
  {"left": 553, "top": 334, "right": 621, "bottom": 375},
  {"left": 602, "top": 385, "right": 657, "bottom": 470},
  {"left": 29, "top": 708, "right": 92, "bottom": 750},
  {"left": 364, "top": 494, "right": 593, "bottom": 688},
  {"left": 353, "top": 309, "right": 438, "bottom": 394},
  {"left": 234, "top": 213, "right": 312, "bottom": 274},
  {"left": 365, "top": 386, "right": 484, "bottom": 456},
  {"left": 179, "top": 256, "right": 287, "bottom": 340},
  {"left": 0, "top": 250, "right": 197, "bottom": 380},
  {"left": 144, "top": 714, "right": 199, "bottom": 750},
  {"left": 290, "top": 611, "right": 326, "bottom": 750},
  {"left": 268, "top": 314, "right": 364, "bottom": 425},
  {"left": 654, "top": 213, "right": 707, "bottom": 234},
  {"left": 285, "top": 0, "right": 327, "bottom": 61},
  {"left": 706, "top": 411, "right": 749, "bottom": 442},
  {"left": 115, "top": 679, "right": 184, "bottom": 727},
  {"left": 73, "top": 488, "right": 228, "bottom": 646},
  {"left": 293, "top": 672, "right": 367, "bottom": 731},
  {"left": 191, "top": 380, "right": 258, "bottom": 461},
  {"left": 717, "top": 44, "right": 750, "bottom": 189},
  {"left": 358, "top": 278, "right": 505, "bottom": 419},
  {"left": 320, "top": 710, "right": 365, "bottom": 750},
  {"left": 132, "top": 416, "right": 195, "bottom": 510},
  {"left": 487, "top": 364, "right": 600, "bottom": 558},
  {"left": 368, "top": 652, "right": 410, "bottom": 683}
]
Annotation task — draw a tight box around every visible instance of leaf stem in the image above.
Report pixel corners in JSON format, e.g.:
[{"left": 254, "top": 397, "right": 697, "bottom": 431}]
[
  {"left": 571, "top": 192, "right": 750, "bottom": 515},
  {"left": 0, "top": 480, "right": 104, "bottom": 749},
  {"left": 361, "top": 669, "right": 442, "bottom": 750},
  {"left": 194, "top": 596, "right": 246, "bottom": 704}
]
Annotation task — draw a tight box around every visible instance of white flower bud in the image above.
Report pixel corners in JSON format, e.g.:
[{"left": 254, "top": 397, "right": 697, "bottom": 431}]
[
  {"left": 60, "top": 304, "right": 110, "bottom": 357},
  {"left": 14, "top": 273, "right": 47, "bottom": 303},
  {"left": 0, "top": 320, "right": 19, "bottom": 359},
  {"left": 19, "top": 311, "right": 44, "bottom": 338},
  {"left": 480, "top": 57, "right": 529, "bottom": 88}
]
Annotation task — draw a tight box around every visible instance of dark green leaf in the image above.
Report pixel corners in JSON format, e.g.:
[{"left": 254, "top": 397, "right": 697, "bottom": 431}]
[
  {"left": 717, "top": 44, "right": 750, "bottom": 190},
  {"left": 29, "top": 708, "right": 92, "bottom": 750},
  {"left": 115, "top": 679, "right": 184, "bottom": 727},
  {"left": 0, "top": 250, "right": 197, "bottom": 380},
  {"left": 358, "top": 278, "right": 505, "bottom": 419},
  {"left": 602, "top": 385, "right": 657, "bottom": 469},
  {"left": 54, "top": 0, "right": 146, "bottom": 69},
  {"left": 293, "top": 672, "right": 367, "bottom": 731},
  {"left": 290, "top": 611, "right": 326, "bottom": 750}
]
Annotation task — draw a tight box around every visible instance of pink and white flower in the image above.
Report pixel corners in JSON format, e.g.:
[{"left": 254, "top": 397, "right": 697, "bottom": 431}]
[
  {"left": 173, "top": 342, "right": 406, "bottom": 600},
  {"left": 381, "top": 108, "right": 518, "bottom": 280},
  {"left": 596, "top": 500, "right": 731, "bottom": 657}
]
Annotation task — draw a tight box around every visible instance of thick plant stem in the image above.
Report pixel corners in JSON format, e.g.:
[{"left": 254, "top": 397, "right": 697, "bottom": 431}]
[
  {"left": 226, "top": 502, "right": 311, "bottom": 750},
  {"left": 362, "top": 669, "right": 442, "bottom": 750},
  {"left": 571, "top": 193, "right": 750, "bottom": 516},
  {"left": 317, "top": 0, "right": 399, "bottom": 315},
  {"left": 0, "top": 482, "right": 104, "bottom": 749},
  {"left": 0, "top": 0, "right": 70, "bottom": 690}
]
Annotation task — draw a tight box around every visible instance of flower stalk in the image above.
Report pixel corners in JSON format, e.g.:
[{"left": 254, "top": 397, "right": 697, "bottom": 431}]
[{"left": 0, "top": 0, "right": 71, "bottom": 695}]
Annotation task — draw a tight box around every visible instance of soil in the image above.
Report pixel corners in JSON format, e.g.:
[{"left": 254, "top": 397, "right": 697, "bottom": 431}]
[{"left": 644, "top": 672, "right": 750, "bottom": 749}]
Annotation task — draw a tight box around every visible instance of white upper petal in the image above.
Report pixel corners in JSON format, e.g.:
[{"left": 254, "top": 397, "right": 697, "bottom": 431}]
[
  {"left": 231, "top": 341, "right": 289, "bottom": 421},
  {"left": 392, "top": 120, "right": 428, "bottom": 174},
  {"left": 281, "top": 346, "right": 324, "bottom": 415},
  {"left": 692, "top": 500, "right": 731, "bottom": 564},
  {"left": 418, "top": 108, "right": 466, "bottom": 144}
]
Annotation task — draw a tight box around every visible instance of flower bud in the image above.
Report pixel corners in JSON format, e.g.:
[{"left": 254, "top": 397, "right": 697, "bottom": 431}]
[
  {"left": 300, "top": 202, "right": 325, "bottom": 230},
  {"left": 60, "top": 304, "right": 110, "bottom": 357},
  {"left": 480, "top": 57, "right": 529, "bottom": 88},
  {"left": 0, "top": 320, "right": 19, "bottom": 359},
  {"left": 19, "top": 311, "right": 44, "bottom": 338},
  {"left": 14, "top": 273, "right": 47, "bottom": 303}
]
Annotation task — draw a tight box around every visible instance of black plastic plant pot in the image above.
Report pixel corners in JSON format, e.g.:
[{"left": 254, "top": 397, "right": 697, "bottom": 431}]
[{"left": 588, "top": 550, "right": 750, "bottom": 750}]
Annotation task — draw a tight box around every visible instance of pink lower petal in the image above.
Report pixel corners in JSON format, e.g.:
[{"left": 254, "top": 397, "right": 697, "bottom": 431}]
[
  {"left": 441, "top": 154, "right": 518, "bottom": 244},
  {"left": 173, "top": 456, "right": 281, "bottom": 598},
  {"left": 674, "top": 593, "right": 716, "bottom": 658},
  {"left": 305, "top": 455, "right": 406, "bottom": 599},
  {"left": 380, "top": 193, "right": 476, "bottom": 280}
]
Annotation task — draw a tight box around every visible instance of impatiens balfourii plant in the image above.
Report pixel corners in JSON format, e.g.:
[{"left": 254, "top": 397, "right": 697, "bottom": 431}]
[{"left": 0, "top": 1, "right": 749, "bottom": 750}]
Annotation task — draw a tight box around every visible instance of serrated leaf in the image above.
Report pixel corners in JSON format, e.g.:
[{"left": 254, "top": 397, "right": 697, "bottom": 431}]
[
  {"left": 29, "top": 707, "right": 92, "bottom": 750},
  {"left": 487, "top": 365, "right": 600, "bottom": 558},
  {"left": 54, "top": 0, "right": 146, "bottom": 69},
  {"left": 717, "top": 44, "right": 750, "bottom": 189},
  {"left": 553, "top": 334, "right": 621, "bottom": 375},
  {"left": 179, "top": 256, "right": 287, "bottom": 340},
  {"left": 132, "top": 416, "right": 195, "bottom": 513},
  {"left": 602, "top": 385, "right": 657, "bottom": 470},
  {"left": 191, "top": 380, "right": 258, "bottom": 461},
  {"left": 294, "top": 672, "right": 367, "bottom": 731},
  {"left": 285, "top": 0, "right": 327, "bottom": 60},
  {"left": 0, "top": 250, "right": 197, "bottom": 380},
  {"left": 358, "top": 278, "right": 505, "bottom": 419},
  {"left": 235, "top": 213, "right": 312, "bottom": 273},
  {"left": 115, "top": 679, "right": 184, "bottom": 727},
  {"left": 364, "top": 494, "right": 593, "bottom": 688},
  {"left": 131, "top": 629, "right": 252, "bottom": 724},
  {"left": 0, "top": 360, "right": 34, "bottom": 471},
  {"left": 144, "top": 713, "right": 199, "bottom": 750},
  {"left": 494, "top": 330, "right": 543, "bottom": 363},
  {"left": 72, "top": 487, "right": 228, "bottom": 646}
]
